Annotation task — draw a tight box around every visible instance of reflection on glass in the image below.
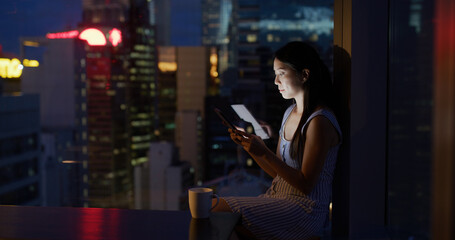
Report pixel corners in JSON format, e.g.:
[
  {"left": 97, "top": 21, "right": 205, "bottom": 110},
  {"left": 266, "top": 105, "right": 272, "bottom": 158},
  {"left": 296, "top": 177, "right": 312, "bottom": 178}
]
[
  {"left": 388, "top": 0, "right": 433, "bottom": 238},
  {"left": 1, "top": 0, "right": 334, "bottom": 212}
]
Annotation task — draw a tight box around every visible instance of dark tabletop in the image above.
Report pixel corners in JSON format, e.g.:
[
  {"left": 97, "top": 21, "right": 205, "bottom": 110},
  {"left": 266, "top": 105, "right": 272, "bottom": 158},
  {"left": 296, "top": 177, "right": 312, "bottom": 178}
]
[{"left": 0, "top": 205, "right": 241, "bottom": 240}]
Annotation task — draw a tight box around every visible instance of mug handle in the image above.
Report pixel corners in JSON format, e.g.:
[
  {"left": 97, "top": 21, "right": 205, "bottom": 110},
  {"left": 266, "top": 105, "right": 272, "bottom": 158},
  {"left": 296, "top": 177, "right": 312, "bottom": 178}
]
[{"left": 210, "top": 194, "right": 220, "bottom": 210}]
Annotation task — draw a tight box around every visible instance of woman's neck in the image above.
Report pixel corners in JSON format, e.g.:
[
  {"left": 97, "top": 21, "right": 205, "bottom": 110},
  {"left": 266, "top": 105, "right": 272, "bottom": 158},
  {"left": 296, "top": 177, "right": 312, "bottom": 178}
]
[
  {"left": 293, "top": 94, "right": 304, "bottom": 114},
  {"left": 294, "top": 101, "right": 304, "bottom": 114}
]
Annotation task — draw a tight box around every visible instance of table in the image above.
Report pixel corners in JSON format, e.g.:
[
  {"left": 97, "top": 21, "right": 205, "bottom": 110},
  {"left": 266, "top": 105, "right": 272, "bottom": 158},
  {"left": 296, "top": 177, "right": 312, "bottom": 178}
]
[{"left": 0, "top": 205, "right": 241, "bottom": 240}]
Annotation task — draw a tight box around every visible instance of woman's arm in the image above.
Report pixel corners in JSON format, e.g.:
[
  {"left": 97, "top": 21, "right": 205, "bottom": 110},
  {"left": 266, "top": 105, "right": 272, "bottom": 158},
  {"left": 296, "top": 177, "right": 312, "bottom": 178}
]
[
  {"left": 230, "top": 129, "right": 278, "bottom": 178},
  {"left": 231, "top": 115, "right": 337, "bottom": 195}
]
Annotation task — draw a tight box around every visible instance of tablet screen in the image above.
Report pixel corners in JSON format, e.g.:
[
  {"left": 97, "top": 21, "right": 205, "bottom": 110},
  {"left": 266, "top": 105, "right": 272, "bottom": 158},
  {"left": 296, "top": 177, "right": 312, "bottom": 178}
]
[{"left": 231, "top": 104, "right": 270, "bottom": 140}]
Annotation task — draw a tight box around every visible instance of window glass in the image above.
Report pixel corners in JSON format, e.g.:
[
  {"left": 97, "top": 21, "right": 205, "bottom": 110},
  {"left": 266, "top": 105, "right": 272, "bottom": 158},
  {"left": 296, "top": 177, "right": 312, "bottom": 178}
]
[
  {"left": 0, "top": 0, "right": 333, "bottom": 211},
  {"left": 387, "top": 0, "right": 433, "bottom": 238}
]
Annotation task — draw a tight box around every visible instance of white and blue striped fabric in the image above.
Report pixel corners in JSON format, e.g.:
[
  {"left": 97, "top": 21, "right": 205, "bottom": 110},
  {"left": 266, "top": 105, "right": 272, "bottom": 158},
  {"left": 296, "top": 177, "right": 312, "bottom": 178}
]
[{"left": 224, "top": 104, "right": 342, "bottom": 240}]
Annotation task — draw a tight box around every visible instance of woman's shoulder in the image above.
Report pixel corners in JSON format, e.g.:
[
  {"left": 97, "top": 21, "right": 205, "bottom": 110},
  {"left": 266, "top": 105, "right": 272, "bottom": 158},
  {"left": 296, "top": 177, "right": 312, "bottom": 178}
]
[
  {"left": 306, "top": 106, "right": 342, "bottom": 140},
  {"left": 310, "top": 106, "right": 337, "bottom": 119}
]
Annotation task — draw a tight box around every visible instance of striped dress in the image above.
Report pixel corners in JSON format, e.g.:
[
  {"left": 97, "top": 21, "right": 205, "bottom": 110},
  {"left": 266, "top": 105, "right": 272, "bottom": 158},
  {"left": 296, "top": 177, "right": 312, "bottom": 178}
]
[{"left": 224, "top": 105, "right": 342, "bottom": 240}]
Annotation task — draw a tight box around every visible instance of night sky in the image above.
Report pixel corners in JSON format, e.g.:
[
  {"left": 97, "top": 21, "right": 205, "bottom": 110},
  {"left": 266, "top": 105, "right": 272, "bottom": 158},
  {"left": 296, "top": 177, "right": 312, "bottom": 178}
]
[
  {"left": 0, "top": 0, "right": 203, "bottom": 56},
  {"left": 0, "top": 0, "right": 82, "bottom": 57}
]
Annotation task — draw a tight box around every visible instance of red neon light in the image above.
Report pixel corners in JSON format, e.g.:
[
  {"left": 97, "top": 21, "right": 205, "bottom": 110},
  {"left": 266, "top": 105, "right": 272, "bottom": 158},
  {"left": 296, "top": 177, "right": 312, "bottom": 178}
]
[
  {"left": 108, "top": 28, "right": 122, "bottom": 47},
  {"left": 79, "top": 28, "right": 107, "bottom": 46},
  {"left": 46, "top": 30, "right": 79, "bottom": 39}
]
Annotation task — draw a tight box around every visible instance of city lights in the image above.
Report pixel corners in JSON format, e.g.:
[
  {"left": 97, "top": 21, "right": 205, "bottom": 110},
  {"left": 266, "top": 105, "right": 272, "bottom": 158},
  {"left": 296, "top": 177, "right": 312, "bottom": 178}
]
[
  {"left": 209, "top": 52, "right": 218, "bottom": 78},
  {"left": 23, "top": 59, "right": 39, "bottom": 67},
  {"left": 46, "top": 30, "right": 79, "bottom": 39},
  {"left": 108, "top": 28, "right": 122, "bottom": 47},
  {"left": 23, "top": 41, "right": 40, "bottom": 47},
  {"left": 0, "top": 58, "right": 23, "bottom": 78},
  {"left": 79, "top": 28, "right": 107, "bottom": 46},
  {"left": 158, "top": 62, "right": 177, "bottom": 72},
  {"left": 0, "top": 57, "right": 41, "bottom": 78},
  {"left": 45, "top": 29, "right": 123, "bottom": 47}
]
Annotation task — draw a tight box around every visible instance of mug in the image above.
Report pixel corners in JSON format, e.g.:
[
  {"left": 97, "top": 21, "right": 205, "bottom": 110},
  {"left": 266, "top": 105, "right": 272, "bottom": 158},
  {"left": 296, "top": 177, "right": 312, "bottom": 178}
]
[{"left": 188, "top": 187, "right": 219, "bottom": 219}]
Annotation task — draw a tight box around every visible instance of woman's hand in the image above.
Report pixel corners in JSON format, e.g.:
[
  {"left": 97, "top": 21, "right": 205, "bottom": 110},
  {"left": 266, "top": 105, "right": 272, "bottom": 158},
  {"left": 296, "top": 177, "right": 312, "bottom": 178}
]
[
  {"left": 229, "top": 128, "right": 267, "bottom": 157},
  {"left": 228, "top": 128, "right": 278, "bottom": 178}
]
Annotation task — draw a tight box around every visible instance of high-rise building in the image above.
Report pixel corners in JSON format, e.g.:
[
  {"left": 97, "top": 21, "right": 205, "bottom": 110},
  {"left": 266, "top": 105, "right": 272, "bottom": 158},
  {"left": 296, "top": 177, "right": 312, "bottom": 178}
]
[
  {"left": 80, "top": 0, "right": 157, "bottom": 208},
  {"left": 174, "top": 46, "right": 214, "bottom": 183},
  {"left": 0, "top": 95, "right": 41, "bottom": 206},
  {"left": 236, "top": 0, "right": 261, "bottom": 84},
  {"left": 156, "top": 46, "right": 177, "bottom": 142},
  {"left": 20, "top": 36, "right": 88, "bottom": 207},
  {"left": 134, "top": 142, "right": 193, "bottom": 210},
  {"left": 201, "top": 0, "right": 234, "bottom": 94},
  {"left": 152, "top": 0, "right": 172, "bottom": 46},
  {"left": 202, "top": 0, "right": 232, "bottom": 47},
  {"left": 156, "top": 46, "right": 222, "bottom": 182}
]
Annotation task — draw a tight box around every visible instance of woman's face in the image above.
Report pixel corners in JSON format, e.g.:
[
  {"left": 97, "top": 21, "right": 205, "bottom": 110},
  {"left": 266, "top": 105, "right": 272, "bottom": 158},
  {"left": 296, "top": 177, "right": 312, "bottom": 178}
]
[{"left": 273, "top": 58, "right": 303, "bottom": 99}]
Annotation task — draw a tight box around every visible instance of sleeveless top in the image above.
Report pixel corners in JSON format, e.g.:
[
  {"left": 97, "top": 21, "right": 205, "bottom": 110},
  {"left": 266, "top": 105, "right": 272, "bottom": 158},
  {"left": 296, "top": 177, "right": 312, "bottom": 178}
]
[
  {"left": 223, "top": 104, "right": 342, "bottom": 239},
  {"left": 264, "top": 104, "right": 342, "bottom": 213}
]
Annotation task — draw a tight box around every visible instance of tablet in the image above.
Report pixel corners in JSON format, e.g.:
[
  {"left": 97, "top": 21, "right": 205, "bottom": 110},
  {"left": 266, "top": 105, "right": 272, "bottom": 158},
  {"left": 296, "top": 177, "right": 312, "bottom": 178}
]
[
  {"left": 214, "top": 108, "right": 237, "bottom": 130},
  {"left": 231, "top": 104, "right": 270, "bottom": 140}
]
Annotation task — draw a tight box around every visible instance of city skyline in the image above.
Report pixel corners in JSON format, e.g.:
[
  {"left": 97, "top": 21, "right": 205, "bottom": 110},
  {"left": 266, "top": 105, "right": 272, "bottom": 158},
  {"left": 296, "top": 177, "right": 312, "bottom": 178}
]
[
  {"left": 0, "top": 0, "right": 205, "bottom": 57},
  {"left": 1, "top": 0, "right": 337, "bottom": 206},
  {"left": 0, "top": 0, "right": 441, "bottom": 239}
]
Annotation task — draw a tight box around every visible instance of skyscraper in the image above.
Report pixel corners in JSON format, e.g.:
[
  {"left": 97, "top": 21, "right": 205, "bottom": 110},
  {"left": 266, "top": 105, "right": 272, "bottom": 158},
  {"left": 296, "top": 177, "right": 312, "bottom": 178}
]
[
  {"left": 201, "top": 0, "right": 235, "bottom": 92},
  {"left": 156, "top": 46, "right": 177, "bottom": 142},
  {"left": 133, "top": 141, "right": 192, "bottom": 211},
  {"left": 201, "top": 0, "right": 233, "bottom": 49},
  {"left": 20, "top": 36, "right": 88, "bottom": 207},
  {"left": 81, "top": 0, "right": 157, "bottom": 208},
  {"left": 175, "top": 46, "right": 211, "bottom": 183},
  {"left": 152, "top": 0, "right": 172, "bottom": 46}
]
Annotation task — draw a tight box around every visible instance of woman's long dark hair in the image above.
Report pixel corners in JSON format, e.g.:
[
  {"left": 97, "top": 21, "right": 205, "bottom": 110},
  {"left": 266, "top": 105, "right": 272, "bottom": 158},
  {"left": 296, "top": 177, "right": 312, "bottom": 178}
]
[{"left": 274, "top": 41, "right": 335, "bottom": 162}]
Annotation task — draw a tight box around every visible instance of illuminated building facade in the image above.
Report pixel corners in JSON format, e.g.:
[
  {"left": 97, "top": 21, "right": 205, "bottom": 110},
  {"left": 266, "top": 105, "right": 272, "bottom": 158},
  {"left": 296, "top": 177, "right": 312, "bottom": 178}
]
[
  {"left": 81, "top": 0, "right": 157, "bottom": 208},
  {"left": 83, "top": 37, "right": 132, "bottom": 208},
  {"left": 202, "top": 0, "right": 232, "bottom": 46},
  {"left": 236, "top": 0, "right": 261, "bottom": 85},
  {"left": 0, "top": 95, "right": 41, "bottom": 205},
  {"left": 156, "top": 46, "right": 177, "bottom": 142},
  {"left": 202, "top": 0, "right": 234, "bottom": 91}
]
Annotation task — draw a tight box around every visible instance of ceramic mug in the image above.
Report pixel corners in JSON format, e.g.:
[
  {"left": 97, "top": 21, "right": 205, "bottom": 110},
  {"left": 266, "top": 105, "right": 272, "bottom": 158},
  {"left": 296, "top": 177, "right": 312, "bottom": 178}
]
[{"left": 188, "top": 187, "right": 219, "bottom": 218}]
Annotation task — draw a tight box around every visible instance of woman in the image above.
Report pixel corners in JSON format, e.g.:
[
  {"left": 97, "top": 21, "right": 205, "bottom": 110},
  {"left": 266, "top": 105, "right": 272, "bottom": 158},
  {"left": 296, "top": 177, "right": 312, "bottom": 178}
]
[{"left": 213, "top": 41, "right": 342, "bottom": 240}]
